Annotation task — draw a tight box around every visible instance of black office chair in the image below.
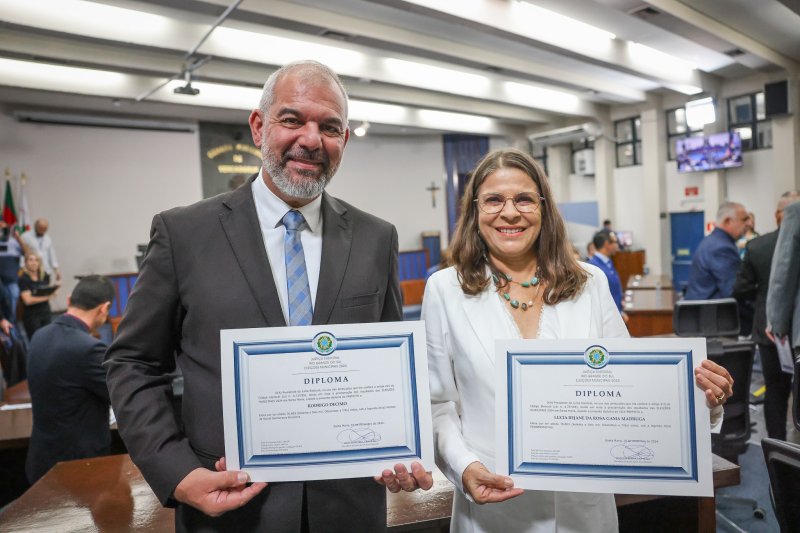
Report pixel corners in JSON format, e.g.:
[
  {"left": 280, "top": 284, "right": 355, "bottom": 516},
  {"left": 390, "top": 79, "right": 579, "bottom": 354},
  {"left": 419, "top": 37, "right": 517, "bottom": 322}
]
[
  {"left": 673, "top": 298, "right": 766, "bottom": 526},
  {"left": 761, "top": 438, "right": 800, "bottom": 532}
]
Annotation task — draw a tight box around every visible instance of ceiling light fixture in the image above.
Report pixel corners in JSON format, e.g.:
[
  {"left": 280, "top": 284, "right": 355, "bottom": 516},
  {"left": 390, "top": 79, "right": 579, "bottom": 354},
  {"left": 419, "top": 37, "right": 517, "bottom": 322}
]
[
  {"left": 628, "top": 42, "right": 697, "bottom": 74},
  {"left": 209, "top": 27, "right": 366, "bottom": 73},
  {"left": 685, "top": 96, "right": 716, "bottom": 129},
  {"left": 382, "top": 58, "right": 491, "bottom": 96},
  {"left": 353, "top": 122, "right": 370, "bottom": 137},
  {"left": 503, "top": 81, "right": 581, "bottom": 114},
  {"left": 511, "top": 1, "right": 616, "bottom": 49}
]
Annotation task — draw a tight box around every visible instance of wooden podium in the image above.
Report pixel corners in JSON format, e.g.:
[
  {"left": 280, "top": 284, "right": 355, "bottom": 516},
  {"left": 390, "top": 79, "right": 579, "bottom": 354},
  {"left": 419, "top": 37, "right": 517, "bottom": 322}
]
[{"left": 612, "top": 250, "right": 646, "bottom": 290}]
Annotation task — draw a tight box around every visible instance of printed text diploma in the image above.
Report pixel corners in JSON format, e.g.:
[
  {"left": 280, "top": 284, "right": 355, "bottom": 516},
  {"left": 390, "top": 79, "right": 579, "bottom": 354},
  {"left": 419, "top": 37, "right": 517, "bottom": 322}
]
[
  {"left": 221, "top": 322, "right": 434, "bottom": 482},
  {"left": 496, "top": 338, "right": 713, "bottom": 496}
]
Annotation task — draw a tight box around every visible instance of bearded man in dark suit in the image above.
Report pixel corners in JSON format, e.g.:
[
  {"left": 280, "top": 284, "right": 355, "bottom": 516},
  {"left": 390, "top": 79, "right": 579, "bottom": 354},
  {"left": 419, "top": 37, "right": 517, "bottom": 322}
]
[
  {"left": 734, "top": 191, "right": 799, "bottom": 439},
  {"left": 105, "top": 60, "right": 431, "bottom": 533}
]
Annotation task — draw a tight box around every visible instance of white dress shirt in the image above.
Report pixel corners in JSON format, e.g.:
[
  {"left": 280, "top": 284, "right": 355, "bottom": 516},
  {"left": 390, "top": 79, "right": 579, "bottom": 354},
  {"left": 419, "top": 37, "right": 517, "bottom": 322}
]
[
  {"left": 21, "top": 231, "right": 59, "bottom": 275},
  {"left": 251, "top": 174, "right": 323, "bottom": 324}
]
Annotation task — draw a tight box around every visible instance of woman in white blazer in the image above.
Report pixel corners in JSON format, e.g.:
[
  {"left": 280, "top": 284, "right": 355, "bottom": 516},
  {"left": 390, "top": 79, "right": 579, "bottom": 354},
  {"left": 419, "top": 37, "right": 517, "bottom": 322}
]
[{"left": 422, "top": 148, "right": 732, "bottom": 533}]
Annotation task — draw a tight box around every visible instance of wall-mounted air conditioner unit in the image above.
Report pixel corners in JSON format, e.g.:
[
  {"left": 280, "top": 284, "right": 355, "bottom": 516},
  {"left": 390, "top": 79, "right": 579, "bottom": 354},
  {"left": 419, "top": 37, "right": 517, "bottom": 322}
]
[
  {"left": 573, "top": 148, "right": 595, "bottom": 176},
  {"left": 528, "top": 122, "right": 602, "bottom": 147}
]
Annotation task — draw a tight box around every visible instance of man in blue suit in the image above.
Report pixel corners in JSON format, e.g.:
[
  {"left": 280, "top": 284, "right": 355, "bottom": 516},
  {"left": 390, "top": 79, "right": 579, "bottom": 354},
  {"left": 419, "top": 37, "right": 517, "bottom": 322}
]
[
  {"left": 686, "top": 202, "right": 749, "bottom": 300},
  {"left": 589, "top": 231, "right": 624, "bottom": 315}
]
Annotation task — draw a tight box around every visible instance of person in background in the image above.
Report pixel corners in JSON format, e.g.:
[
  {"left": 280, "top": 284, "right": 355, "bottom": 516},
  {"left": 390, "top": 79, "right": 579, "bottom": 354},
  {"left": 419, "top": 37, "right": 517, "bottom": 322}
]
[
  {"left": 21, "top": 218, "right": 61, "bottom": 283},
  {"left": 767, "top": 200, "right": 800, "bottom": 358},
  {"left": 685, "top": 202, "right": 748, "bottom": 300},
  {"left": 602, "top": 219, "right": 624, "bottom": 250},
  {"left": 736, "top": 211, "right": 759, "bottom": 258},
  {"left": 586, "top": 240, "right": 596, "bottom": 260},
  {"left": 734, "top": 191, "right": 800, "bottom": 439},
  {"left": 0, "top": 307, "right": 20, "bottom": 389},
  {"left": 588, "top": 231, "right": 627, "bottom": 322},
  {"left": 18, "top": 252, "right": 57, "bottom": 339},
  {"left": 25, "top": 275, "right": 115, "bottom": 484},
  {"left": 0, "top": 221, "right": 29, "bottom": 323},
  {"left": 423, "top": 148, "right": 731, "bottom": 532}
]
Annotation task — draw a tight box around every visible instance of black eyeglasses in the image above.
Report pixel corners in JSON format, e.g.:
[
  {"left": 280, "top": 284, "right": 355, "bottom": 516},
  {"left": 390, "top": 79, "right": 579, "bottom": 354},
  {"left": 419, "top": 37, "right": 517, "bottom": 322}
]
[{"left": 474, "top": 192, "right": 545, "bottom": 214}]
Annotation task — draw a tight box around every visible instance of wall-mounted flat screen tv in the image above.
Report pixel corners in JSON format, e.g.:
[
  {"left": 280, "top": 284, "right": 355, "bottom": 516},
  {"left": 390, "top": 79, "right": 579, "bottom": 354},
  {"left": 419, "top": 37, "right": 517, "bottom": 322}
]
[{"left": 675, "top": 131, "right": 743, "bottom": 173}]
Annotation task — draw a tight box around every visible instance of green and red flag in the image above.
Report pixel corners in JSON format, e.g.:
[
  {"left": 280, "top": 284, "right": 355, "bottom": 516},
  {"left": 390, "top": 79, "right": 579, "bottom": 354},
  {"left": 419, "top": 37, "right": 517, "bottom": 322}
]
[{"left": 3, "top": 179, "right": 17, "bottom": 226}]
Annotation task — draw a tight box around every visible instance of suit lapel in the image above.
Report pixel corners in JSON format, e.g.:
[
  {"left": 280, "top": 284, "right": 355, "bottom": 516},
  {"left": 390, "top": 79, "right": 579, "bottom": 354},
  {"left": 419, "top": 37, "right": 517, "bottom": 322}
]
[
  {"left": 219, "top": 176, "right": 286, "bottom": 327},
  {"left": 313, "top": 193, "right": 352, "bottom": 324}
]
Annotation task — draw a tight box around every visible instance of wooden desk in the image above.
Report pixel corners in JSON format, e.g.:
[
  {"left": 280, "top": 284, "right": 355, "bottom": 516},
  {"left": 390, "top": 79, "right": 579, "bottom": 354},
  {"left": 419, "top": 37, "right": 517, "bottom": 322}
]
[
  {"left": 0, "top": 404, "right": 33, "bottom": 451},
  {"left": 0, "top": 454, "right": 739, "bottom": 533},
  {"left": 624, "top": 290, "right": 676, "bottom": 337},
  {"left": 2, "top": 380, "right": 31, "bottom": 404},
  {"left": 612, "top": 250, "right": 645, "bottom": 290},
  {"left": 626, "top": 274, "right": 673, "bottom": 291}
]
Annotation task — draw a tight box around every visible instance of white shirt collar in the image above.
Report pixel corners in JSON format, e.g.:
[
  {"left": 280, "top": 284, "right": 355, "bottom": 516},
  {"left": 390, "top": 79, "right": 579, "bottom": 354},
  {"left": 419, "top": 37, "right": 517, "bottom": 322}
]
[
  {"left": 594, "top": 251, "right": 610, "bottom": 263},
  {"left": 251, "top": 171, "right": 323, "bottom": 233}
]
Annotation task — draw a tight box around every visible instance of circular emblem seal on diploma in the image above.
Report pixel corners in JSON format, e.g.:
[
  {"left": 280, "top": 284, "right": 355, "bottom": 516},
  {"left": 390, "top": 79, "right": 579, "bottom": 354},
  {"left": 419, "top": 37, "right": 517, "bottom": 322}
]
[
  {"left": 312, "top": 332, "right": 337, "bottom": 356},
  {"left": 584, "top": 345, "right": 609, "bottom": 369}
]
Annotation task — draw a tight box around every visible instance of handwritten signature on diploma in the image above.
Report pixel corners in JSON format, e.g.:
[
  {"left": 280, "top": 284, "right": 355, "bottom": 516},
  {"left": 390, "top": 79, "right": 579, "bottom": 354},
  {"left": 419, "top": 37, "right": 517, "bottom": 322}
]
[
  {"left": 337, "top": 427, "right": 382, "bottom": 444},
  {"left": 610, "top": 443, "right": 655, "bottom": 460}
]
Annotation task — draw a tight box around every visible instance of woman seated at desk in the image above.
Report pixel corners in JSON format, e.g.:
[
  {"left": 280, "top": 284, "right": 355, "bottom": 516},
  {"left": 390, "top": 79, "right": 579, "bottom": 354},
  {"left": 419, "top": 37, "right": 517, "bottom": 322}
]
[{"left": 422, "top": 148, "right": 732, "bottom": 532}]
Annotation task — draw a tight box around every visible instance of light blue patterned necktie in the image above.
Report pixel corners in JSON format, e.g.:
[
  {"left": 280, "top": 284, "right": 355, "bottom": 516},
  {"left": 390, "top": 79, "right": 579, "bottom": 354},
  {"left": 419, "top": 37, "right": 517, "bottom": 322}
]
[{"left": 281, "top": 210, "right": 313, "bottom": 326}]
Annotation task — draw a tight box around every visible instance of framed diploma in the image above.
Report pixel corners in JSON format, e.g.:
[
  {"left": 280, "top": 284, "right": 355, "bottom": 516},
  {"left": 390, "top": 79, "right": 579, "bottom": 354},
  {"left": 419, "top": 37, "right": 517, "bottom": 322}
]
[
  {"left": 496, "top": 338, "right": 713, "bottom": 496},
  {"left": 221, "top": 321, "right": 434, "bottom": 482}
]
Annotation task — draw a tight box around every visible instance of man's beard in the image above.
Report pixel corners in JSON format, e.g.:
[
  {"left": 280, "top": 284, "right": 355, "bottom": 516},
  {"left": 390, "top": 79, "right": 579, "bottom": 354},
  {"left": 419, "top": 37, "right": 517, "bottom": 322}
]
[{"left": 263, "top": 144, "right": 337, "bottom": 200}]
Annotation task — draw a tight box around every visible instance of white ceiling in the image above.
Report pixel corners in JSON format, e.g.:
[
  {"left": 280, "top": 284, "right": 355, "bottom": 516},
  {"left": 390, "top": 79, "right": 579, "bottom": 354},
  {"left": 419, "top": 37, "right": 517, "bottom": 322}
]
[{"left": 0, "top": 0, "right": 797, "bottom": 136}]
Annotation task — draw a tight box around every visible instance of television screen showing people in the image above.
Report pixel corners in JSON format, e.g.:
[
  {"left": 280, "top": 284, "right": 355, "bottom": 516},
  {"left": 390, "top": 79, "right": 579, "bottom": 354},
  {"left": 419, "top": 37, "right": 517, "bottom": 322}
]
[{"left": 676, "top": 131, "right": 743, "bottom": 173}]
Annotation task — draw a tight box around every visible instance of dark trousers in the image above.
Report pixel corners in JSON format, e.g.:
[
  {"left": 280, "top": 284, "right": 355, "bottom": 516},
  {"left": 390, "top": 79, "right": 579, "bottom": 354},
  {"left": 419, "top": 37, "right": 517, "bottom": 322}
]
[
  {"left": 23, "top": 310, "right": 52, "bottom": 341},
  {"left": 175, "top": 478, "right": 386, "bottom": 533},
  {"left": 759, "top": 342, "right": 792, "bottom": 440}
]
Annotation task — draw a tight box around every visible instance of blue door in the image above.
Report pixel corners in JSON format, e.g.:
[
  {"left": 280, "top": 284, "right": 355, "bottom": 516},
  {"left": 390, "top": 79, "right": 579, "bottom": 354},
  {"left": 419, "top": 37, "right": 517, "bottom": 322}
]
[{"left": 670, "top": 211, "right": 705, "bottom": 294}]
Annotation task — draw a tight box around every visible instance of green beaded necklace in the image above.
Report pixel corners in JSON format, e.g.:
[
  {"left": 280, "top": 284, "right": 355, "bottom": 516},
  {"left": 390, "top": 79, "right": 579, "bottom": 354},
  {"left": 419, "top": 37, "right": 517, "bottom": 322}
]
[{"left": 492, "top": 269, "right": 542, "bottom": 311}]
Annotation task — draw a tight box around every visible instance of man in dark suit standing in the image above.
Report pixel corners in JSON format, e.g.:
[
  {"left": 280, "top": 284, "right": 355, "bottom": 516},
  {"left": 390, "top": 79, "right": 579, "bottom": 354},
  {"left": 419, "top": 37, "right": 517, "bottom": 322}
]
[
  {"left": 734, "top": 192, "right": 799, "bottom": 439},
  {"left": 105, "top": 61, "right": 430, "bottom": 532},
  {"left": 26, "top": 275, "right": 115, "bottom": 483},
  {"left": 685, "top": 202, "right": 749, "bottom": 300}
]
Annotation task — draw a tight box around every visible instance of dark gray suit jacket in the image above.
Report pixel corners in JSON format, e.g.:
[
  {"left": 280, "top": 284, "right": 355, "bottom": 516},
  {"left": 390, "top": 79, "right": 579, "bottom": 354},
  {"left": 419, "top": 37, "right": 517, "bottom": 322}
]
[
  {"left": 733, "top": 230, "right": 778, "bottom": 345},
  {"left": 105, "top": 179, "right": 401, "bottom": 532},
  {"left": 767, "top": 201, "right": 800, "bottom": 349}
]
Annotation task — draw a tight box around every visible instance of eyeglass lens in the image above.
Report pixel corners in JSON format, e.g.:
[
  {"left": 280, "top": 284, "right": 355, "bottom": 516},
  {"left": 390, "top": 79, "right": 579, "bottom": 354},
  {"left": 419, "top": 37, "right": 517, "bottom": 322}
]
[{"left": 478, "top": 193, "right": 542, "bottom": 213}]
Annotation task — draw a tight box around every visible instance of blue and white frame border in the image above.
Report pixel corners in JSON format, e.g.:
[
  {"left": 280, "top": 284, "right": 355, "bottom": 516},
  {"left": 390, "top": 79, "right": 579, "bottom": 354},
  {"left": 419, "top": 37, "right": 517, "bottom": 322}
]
[
  {"left": 231, "top": 333, "right": 423, "bottom": 469},
  {"left": 505, "top": 349, "right": 699, "bottom": 481}
]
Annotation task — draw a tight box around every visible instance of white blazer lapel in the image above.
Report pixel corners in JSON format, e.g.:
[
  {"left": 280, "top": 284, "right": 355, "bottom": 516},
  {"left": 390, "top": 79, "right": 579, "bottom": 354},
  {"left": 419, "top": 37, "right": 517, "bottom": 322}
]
[
  {"left": 552, "top": 292, "right": 594, "bottom": 338},
  {"left": 461, "top": 288, "right": 514, "bottom": 364}
]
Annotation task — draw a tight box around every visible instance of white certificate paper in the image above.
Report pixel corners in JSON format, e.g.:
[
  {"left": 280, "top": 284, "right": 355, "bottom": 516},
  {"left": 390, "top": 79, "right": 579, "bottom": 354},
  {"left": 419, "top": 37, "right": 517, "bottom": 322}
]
[
  {"left": 221, "top": 321, "right": 434, "bottom": 482},
  {"left": 496, "top": 338, "right": 713, "bottom": 496}
]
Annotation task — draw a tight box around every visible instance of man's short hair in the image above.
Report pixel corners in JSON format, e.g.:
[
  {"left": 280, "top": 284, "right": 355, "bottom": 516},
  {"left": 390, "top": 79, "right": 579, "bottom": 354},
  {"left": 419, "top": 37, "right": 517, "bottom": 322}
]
[
  {"left": 716, "top": 202, "right": 743, "bottom": 225},
  {"left": 258, "top": 60, "right": 349, "bottom": 122},
  {"left": 778, "top": 190, "right": 800, "bottom": 211},
  {"left": 602, "top": 219, "right": 612, "bottom": 227},
  {"left": 593, "top": 231, "right": 614, "bottom": 250},
  {"left": 70, "top": 275, "right": 115, "bottom": 310}
]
